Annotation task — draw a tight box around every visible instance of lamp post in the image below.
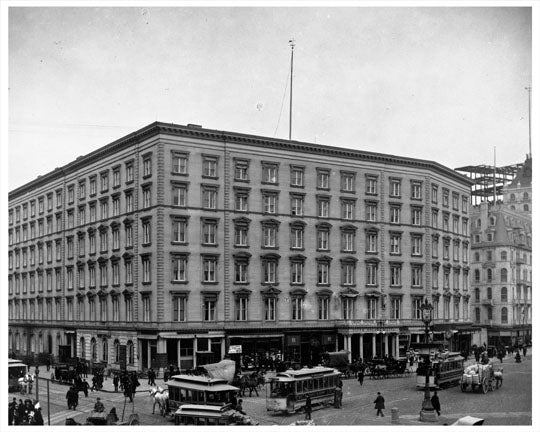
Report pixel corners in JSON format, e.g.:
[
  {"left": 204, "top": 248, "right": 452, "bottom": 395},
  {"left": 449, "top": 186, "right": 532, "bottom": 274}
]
[{"left": 419, "top": 299, "right": 437, "bottom": 423}]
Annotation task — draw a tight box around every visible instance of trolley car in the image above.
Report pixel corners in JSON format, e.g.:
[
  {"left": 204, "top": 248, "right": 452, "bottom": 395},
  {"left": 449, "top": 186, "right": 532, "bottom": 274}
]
[
  {"left": 416, "top": 352, "right": 464, "bottom": 389},
  {"left": 266, "top": 366, "right": 341, "bottom": 414},
  {"left": 167, "top": 374, "right": 239, "bottom": 411},
  {"left": 8, "top": 358, "right": 28, "bottom": 392}
]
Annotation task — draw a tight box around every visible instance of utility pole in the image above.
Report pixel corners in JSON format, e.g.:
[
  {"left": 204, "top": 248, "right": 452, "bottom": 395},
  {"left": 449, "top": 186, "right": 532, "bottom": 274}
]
[
  {"left": 525, "top": 87, "right": 531, "bottom": 158},
  {"left": 289, "top": 39, "right": 295, "bottom": 140}
]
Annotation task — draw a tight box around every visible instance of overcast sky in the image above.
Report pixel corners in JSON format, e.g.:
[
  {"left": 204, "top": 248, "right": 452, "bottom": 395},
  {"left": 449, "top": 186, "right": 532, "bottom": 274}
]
[{"left": 6, "top": 5, "right": 534, "bottom": 190}]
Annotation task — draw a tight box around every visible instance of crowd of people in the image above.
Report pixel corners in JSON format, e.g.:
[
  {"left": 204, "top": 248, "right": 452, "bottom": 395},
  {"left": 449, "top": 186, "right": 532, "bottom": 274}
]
[{"left": 8, "top": 398, "right": 44, "bottom": 425}]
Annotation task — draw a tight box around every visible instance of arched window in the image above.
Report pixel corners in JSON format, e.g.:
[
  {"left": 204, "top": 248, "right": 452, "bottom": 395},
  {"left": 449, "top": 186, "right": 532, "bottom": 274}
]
[
  {"left": 476, "top": 219, "right": 482, "bottom": 228},
  {"left": 487, "top": 269, "right": 492, "bottom": 282},
  {"left": 474, "top": 288, "right": 480, "bottom": 302},
  {"left": 501, "top": 251, "right": 507, "bottom": 260},
  {"left": 91, "top": 337, "right": 97, "bottom": 361},
  {"left": 474, "top": 269, "right": 480, "bottom": 283},
  {"left": 102, "top": 338, "right": 108, "bottom": 363},
  {"left": 500, "top": 268, "right": 508, "bottom": 282},
  {"left": 501, "top": 307, "right": 508, "bottom": 324},
  {"left": 127, "top": 340, "right": 134, "bottom": 365},
  {"left": 487, "top": 307, "right": 493, "bottom": 320},
  {"left": 523, "top": 192, "right": 529, "bottom": 200},
  {"left": 114, "top": 339, "right": 120, "bottom": 363},
  {"left": 501, "top": 287, "right": 507, "bottom": 303},
  {"left": 474, "top": 252, "right": 480, "bottom": 262},
  {"left": 524, "top": 204, "right": 529, "bottom": 211},
  {"left": 475, "top": 307, "right": 481, "bottom": 323},
  {"left": 510, "top": 205, "right": 515, "bottom": 210},
  {"left": 510, "top": 193, "right": 516, "bottom": 202},
  {"left": 489, "top": 216, "right": 496, "bottom": 226},
  {"left": 80, "top": 337, "right": 86, "bottom": 359},
  {"left": 487, "top": 287, "right": 492, "bottom": 300}
]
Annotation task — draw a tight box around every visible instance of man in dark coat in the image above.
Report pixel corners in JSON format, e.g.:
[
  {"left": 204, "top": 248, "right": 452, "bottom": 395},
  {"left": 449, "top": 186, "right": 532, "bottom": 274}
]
[
  {"left": 374, "top": 392, "right": 385, "bottom": 417},
  {"left": 304, "top": 395, "right": 312, "bottom": 420},
  {"left": 431, "top": 391, "right": 441, "bottom": 416},
  {"left": 357, "top": 368, "right": 365, "bottom": 386},
  {"left": 113, "top": 374, "right": 119, "bottom": 392},
  {"left": 32, "top": 403, "right": 44, "bottom": 425},
  {"left": 8, "top": 397, "right": 17, "bottom": 425}
]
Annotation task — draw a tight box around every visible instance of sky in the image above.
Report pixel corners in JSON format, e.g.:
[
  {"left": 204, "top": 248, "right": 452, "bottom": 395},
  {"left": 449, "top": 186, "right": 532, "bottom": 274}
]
[{"left": 4, "top": 4, "right": 535, "bottom": 190}]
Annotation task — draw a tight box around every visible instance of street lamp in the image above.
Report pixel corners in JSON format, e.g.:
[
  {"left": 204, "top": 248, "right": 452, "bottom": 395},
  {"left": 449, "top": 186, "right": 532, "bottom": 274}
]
[{"left": 419, "top": 299, "right": 437, "bottom": 423}]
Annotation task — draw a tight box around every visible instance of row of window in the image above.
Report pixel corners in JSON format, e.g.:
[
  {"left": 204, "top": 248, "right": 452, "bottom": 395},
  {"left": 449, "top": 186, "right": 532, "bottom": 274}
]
[
  {"left": 8, "top": 292, "right": 469, "bottom": 323},
  {"left": 9, "top": 151, "right": 469, "bottom": 227},
  {"left": 472, "top": 267, "right": 531, "bottom": 284},
  {"left": 9, "top": 254, "right": 471, "bottom": 296},
  {"left": 473, "top": 305, "right": 531, "bottom": 324},
  {"left": 8, "top": 155, "right": 150, "bottom": 223},
  {"left": 472, "top": 286, "right": 531, "bottom": 303}
]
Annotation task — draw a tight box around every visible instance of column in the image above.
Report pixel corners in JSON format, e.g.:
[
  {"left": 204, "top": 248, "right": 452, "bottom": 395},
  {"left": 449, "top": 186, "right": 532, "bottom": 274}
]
[
  {"left": 359, "top": 334, "right": 364, "bottom": 360},
  {"left": 345, "top": 335, "right": 352, "bottom": 362},
  {"left": 193, "top": 338, "right": 197, "bottom": 368},
  {"left": 394, "top": 335, "right": 400, "bottom": 358},
  {"left": 384, "top": 334, "right": 389, "bottom": 357},
  {"left": 221, "top": 338, "right": 226, "bottom": 360},
  {"left": 372, "top": 334, "right": 377, "bottom": 358}
]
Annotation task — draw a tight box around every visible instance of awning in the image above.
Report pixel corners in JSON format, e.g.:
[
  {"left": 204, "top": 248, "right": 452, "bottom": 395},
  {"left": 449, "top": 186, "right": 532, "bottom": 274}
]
[{"left": 229, "top": 334, "right": 283, "bottom": 339}]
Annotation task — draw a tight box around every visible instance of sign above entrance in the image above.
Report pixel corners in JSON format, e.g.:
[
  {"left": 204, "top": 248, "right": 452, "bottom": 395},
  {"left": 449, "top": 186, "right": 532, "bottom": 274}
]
[{"left": 228, "top": 345, "right": 242, "bottom": 354}]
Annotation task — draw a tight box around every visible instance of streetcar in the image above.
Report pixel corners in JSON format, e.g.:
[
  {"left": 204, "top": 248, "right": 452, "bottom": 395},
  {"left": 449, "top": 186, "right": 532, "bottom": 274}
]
[
  {"left": 173, "top": 404, "right": 258, "bottom": 426},
  {"left": 266, "top": 366, "right": 342, "bottom": 414},
  {"left": 8, "top": 358, "right": 28, "bottom": 392},
  {"left": 416, "top": 352, "right": 464, "bottom": 389},
  {"left": 166, "top": 374, "right": 239, "bottom": 411}
]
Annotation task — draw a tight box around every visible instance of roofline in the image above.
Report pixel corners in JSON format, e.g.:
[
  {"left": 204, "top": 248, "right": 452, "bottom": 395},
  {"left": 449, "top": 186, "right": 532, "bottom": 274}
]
[{"left": 9, "top": 121, "right": 473, "bottom": 199}]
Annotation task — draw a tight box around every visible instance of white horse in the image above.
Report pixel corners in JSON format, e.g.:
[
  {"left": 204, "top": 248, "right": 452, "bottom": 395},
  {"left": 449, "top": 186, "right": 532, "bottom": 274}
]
[
  {"left": 494, "top": 368, "right": 503, "bottom": 389},
  {"left": 18, "top": 373, "right": 34, "bottom": 394},
  {"left": 149, "top": 386, "right": 169, "bottom": 416}
]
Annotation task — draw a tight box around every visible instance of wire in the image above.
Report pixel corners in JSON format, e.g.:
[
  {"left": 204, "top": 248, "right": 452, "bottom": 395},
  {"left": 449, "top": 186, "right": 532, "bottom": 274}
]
[{"left": 274, "top": 67, "right": 290, "bottom": 137}]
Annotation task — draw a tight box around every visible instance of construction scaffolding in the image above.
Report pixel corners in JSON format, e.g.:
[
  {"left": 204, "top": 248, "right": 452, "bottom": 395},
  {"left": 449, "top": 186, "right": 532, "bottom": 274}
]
[{"left": 455, "top": 163, "right": 523, "bottom": 205}]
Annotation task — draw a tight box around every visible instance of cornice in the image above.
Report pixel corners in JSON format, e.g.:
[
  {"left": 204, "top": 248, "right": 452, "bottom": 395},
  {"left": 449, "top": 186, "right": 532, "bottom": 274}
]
[{"left": 9, "top": 121, "right": 473, "bottom": 199}]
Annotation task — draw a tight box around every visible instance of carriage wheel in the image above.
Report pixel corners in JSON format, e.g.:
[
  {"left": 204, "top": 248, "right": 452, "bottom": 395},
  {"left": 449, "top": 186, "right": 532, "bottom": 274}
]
[{"left": 481, "top": 378, "right": 488, "bottom": 394}]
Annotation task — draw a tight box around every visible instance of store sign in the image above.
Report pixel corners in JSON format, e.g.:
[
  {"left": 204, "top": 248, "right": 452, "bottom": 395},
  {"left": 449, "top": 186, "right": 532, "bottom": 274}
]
[{"left": 228, "top": 345, "right": 242, "bottom": 354}]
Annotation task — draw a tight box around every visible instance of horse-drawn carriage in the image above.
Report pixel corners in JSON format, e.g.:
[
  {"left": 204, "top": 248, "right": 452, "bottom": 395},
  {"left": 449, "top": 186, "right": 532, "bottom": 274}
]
[
  {"left": 367, "top": 357, "right": 410, "bottom": 379},
  {"left": 460, "top": 363, "right": 502, "bottom": 394}
]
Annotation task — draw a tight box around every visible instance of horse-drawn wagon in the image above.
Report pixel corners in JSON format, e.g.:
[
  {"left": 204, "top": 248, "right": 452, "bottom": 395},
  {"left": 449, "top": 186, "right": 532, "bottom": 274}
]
[{"left": 460, "top": 363, "right": 502, "bottom": 394}]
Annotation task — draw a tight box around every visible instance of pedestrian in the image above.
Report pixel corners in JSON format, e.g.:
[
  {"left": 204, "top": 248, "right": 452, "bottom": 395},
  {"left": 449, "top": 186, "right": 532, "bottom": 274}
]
[
  {"left": 373, "top": 392, "right": 385, "bottom": 417},
  {"left": 304, "top": 395, "right": 312, "bottom": 420},
  {"left": 106, "top": 407, "right": 119, "bottom": 425},
  {"left": 66, "top": 387, "right": 73, "bottom": 409},
  {"left": 9, "top": 397, "right": 17, "bottom": 425},
  {"left": 72, "top": 387, "right": 79, "bottom": 410},
  {"left": 334, "top": 385, "right": 343, "bottom": 409},
  {"left": 32, "top": 402, "right": 44, "bottom": 425},
  {"left": 113, "top": 374, "right": 119, "bottom": 392},
  {"left": 357, "top": 368, "right": 364, "bottom": 386},
  {"left": 94, "top": 397, "right": 105, "bottom": 413},
  {"left": 82, "top": 379, "right": 89, "bottom": 397},
  {"left": 148, "top": 368, "right": 156, "bottom": 386},
  {"left": 523, "top": 346, "right": 527, "bottom": 358},
  {"left": 235, "top": 399, "right": 246, "bottom": 415},
  {"left": 431, "top": 391, "right": 441, "bottom": 416}
]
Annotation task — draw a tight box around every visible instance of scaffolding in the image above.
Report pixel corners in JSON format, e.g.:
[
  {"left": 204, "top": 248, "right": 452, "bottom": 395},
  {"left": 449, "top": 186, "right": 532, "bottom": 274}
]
[{"left": 455, "top": 163, "right": 523, "bottom": 205}]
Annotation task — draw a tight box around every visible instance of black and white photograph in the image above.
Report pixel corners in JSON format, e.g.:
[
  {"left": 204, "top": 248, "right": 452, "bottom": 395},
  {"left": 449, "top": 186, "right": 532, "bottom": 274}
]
[{"left": 2, "top": 1, "right": 537, "bottom": 429}]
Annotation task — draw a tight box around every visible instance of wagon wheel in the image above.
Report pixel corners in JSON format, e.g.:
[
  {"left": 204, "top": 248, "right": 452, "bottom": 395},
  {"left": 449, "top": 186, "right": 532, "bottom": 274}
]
[{"left": 481, "top": 378, "right": 488, "bottom": 394}]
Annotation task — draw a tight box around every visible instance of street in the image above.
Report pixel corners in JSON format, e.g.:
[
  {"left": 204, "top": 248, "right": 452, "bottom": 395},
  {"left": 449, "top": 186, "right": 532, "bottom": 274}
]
[{"left": 10, "top": 351, "right": 532, "bottom": 426}]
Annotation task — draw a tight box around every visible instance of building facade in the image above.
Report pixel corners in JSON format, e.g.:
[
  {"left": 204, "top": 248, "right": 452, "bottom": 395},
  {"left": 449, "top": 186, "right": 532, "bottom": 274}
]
[
  {"left": 470, "top": 157, "right": 532, "bottom": 347},
  {"left": 8, "top": 122, "right": 473, "bottom": 371}
]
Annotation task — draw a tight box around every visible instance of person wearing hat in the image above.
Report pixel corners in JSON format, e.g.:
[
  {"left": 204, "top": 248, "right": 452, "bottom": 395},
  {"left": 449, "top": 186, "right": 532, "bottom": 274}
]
[
  {"left": 94, "top": 397, "right": 105, "bottom": 413},
  {"left": 106, "top": 407, "right": 119, "bottom": 425},
  {"left": 9, "top": 397, "right": 17, "bottom": 425},
  {"left": 32, "top": 402, "right": 44, "bottom": 425}
]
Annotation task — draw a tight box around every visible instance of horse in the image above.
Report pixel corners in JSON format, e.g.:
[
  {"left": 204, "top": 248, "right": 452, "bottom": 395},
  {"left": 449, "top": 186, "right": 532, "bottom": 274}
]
[
  {"left": 149, "top": 386, "right": 169, "bottom": 416},
  {"left": 18, "top": 373, "right": 34, "bottom": 394},
  {"left": 239, "top": 373, "right": 260, "bottom": 397},
  {"left": 494, "top": 368, "right": 503, "bottom": 389}
]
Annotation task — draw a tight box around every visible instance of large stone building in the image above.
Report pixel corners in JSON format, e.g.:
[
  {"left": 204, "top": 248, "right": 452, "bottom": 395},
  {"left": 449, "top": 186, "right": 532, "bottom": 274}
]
[
  {"left": 8, "top": 122, "right": 474, "bottom": 371},
  {"left": 469, "top": 156, "right": 532, "bottom": 347}
]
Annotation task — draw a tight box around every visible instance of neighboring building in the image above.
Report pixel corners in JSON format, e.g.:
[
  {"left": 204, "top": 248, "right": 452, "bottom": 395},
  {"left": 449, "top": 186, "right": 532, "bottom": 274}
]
[
  {"left": 8, "top": 122, "right": 473, "bottom": 371},
  {"left": 469, "top": 156, "right": 532, "bottom": 348}
]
